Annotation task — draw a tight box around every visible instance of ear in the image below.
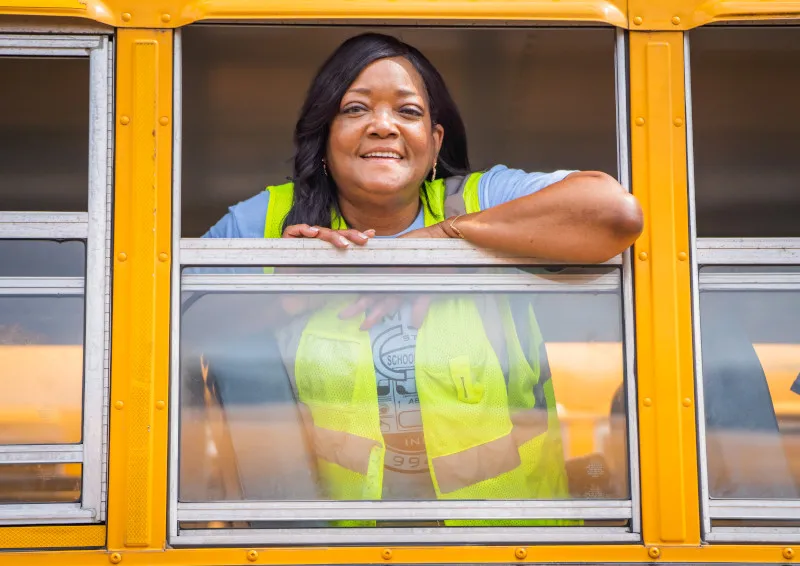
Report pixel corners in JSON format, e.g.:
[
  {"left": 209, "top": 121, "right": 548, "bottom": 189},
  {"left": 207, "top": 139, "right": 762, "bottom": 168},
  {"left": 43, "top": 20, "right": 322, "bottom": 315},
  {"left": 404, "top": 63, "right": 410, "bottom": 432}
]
[{"left": 432, "top": 123, "right": 444, "bottom": 159}]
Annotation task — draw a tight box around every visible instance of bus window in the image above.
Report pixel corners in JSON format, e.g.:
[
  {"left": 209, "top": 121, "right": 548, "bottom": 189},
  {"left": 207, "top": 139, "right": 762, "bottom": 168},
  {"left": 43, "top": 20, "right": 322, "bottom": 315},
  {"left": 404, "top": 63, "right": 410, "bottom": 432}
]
[
  {"left": 180, "top": 26, "right": 617, "bottom": 237},
  {"left": 691, "top": 25, "right": 800, "bottom": 540},
  {"left": 0, "top": 57, "right": 89, "bottom": 212},
  {"left": 173, "top": 23, "right": 635, "bottom": 545},
  {"left": 0, "top": 35, "right": 112, "bottom": 524},
  {"left": 691, "top": 27, "right": 800, "bottom": 238}
]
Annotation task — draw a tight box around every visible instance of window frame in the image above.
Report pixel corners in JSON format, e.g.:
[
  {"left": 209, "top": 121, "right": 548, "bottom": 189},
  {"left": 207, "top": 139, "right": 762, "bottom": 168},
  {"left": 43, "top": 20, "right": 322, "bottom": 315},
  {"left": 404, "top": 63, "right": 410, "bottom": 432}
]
[
  {"left": 686, "top": 30, "right": 800, "bottom": 543},
  {"left": 168, "top": 25, "right": 641, "bottom": 546},
  {"left": 0, "top": 33, "right": 113, "bottom": 524}
]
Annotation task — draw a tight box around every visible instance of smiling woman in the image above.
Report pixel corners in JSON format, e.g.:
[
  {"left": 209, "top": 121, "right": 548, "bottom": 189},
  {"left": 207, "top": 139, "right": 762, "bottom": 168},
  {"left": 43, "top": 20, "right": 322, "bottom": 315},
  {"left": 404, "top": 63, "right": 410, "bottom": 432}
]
[{"left": 190, "top": 31, "right": 640, "bottom": 520}]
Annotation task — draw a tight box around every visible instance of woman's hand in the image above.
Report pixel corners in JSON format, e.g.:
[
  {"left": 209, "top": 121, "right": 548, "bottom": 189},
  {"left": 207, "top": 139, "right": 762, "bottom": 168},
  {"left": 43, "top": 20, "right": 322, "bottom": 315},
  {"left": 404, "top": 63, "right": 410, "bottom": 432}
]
[
  {"left": 339, "top": 293, "right": 432, "bottom": 331},
  {"left": 282, "top": 224, "right": 376, "bottom": 248}
]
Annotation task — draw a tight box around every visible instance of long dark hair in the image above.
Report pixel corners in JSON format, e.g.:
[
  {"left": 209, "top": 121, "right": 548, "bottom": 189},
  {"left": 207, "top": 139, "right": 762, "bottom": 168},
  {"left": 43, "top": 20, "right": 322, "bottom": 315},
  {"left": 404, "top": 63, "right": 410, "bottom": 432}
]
[{"left": 282, "top": 32, "right": 470, "bottom": 230}]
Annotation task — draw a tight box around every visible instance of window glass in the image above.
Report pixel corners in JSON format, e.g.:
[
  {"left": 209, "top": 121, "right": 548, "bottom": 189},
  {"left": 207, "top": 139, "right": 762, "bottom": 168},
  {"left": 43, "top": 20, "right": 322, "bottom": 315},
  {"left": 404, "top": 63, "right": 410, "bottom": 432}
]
[
  {"left": 691, "top": 28, "right": 800, "bottom": 237},
  {"left": 0, "top": 296, "right": 85, "bottom": 444},
  {"left": 0, "top": 464, "right": 81, "bottom": 503},
  {"left": 180, "top": 26, "right": 617, "bottom": 236},
  {"left": 0, "top": 57, "right": 90, "bottom": 212},
  {"left": 0, "top": 241, "right": 86, "bottom": 445},
  {"left": 179, "top": 267, "right": 628, "bottom": 516},
  {"left": 0, "top": 240, "right": 86, "bottom": 277},
  {"left": 699, "top": 267, "right": 800, "bottom": 498}
]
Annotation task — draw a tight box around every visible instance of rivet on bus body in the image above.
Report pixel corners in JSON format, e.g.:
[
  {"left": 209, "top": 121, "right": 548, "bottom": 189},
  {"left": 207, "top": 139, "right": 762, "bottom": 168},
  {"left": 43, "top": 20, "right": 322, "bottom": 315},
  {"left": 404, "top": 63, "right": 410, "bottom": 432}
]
[
  {"left": 381, "top": 549, "right": 393, "bottom": 560},
  {"left": 121, "top": 12, "right": 131, "bottom": 22},
  {"left": 633, "top": 16, "right": 643, "bottom": 25},
  {"left": 114, "top": 401, "right": 124, "bottom": 410},
  {"left": 643, "top": 398, "right": 652, "bottom": 407},
  {"left": 784, "top": 548, "right": 795, "bottom": 560},
  {"left": 158, "top": 252, "right": 169, "bottom": 262},
  {"left": 119, "top": 116, "right": 130, "bottom": 126},
  {"left": 683, "top": 398, "right": 692, "bottom": 407},
  {"left": 159, "top": 116, "right": 170, "bottom": 126},
  {"left": 161, "top": 13, "right": 171, "bottom": 22},
  {"left": 671, "top": 16, "right": 681, "bottom": 25},
  {"left": 635, "top": 117, "right": 645, "bottom": 126},
  {"left": 117, "top": 252, "right": 127, "bottom": 262},
  {"left": 674, "top": 117, "right": 684, "bottom": 127},
  {"left": 246, "top": 549, "right": 258, "bottom": 562},
  {"left": 678, "top": 252, "right": 687, "bottom": 261},
  {"left": 638, "top": 252, "right": 648, "bottom": 261},
  {"left": 156, "top": 400, "right": 165, "bottom": 410},
  {"left": 110, "top": 553, "right": 123, "bottom": 564},
  {"left": 649, "top": 547, "right": 661, "bottom": 559},
  {"left": 515, "top": 547, "right": 528, "bottom": 560}
]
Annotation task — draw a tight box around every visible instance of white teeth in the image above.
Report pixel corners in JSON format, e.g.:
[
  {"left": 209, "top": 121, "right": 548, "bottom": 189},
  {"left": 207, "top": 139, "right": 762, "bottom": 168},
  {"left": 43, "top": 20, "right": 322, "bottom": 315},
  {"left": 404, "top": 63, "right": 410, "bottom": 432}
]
[{"left": 363, "top": 152, "right": 402, "bottom": 159}]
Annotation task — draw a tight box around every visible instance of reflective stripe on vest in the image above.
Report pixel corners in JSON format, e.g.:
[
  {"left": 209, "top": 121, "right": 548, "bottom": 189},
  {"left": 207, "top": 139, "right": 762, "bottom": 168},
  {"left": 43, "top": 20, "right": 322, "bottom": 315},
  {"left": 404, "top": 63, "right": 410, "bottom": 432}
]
[{"left": 265, "top": 175, "right": 572, "bottom": 516}]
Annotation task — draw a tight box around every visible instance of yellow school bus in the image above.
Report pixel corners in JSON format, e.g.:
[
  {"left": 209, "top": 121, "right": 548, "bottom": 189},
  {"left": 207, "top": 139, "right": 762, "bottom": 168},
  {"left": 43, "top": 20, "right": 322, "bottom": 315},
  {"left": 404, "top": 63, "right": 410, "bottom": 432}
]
[{"left": 1, "top": 0, "right": 800, "bottom": 564}]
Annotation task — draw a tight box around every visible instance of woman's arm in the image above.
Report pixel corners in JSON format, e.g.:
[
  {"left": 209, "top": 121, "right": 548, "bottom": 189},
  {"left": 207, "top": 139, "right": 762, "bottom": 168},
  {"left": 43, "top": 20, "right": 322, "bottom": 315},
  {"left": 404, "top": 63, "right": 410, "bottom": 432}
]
[{"left": 409, "top": 171, "right": 643, "bottom": 263}]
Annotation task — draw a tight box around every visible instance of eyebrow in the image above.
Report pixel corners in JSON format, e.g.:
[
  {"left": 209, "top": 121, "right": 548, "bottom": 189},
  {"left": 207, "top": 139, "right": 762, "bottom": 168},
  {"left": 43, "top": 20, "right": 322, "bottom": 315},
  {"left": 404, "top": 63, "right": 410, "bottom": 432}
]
[{"left": 347, "top": 87, "right": 419, "bottom": 98}]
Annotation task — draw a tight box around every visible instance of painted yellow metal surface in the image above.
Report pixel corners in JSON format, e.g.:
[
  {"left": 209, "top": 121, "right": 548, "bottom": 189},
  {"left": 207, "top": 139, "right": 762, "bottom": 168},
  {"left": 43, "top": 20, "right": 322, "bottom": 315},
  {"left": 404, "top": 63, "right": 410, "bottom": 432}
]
[
  {"left": 0, "top": 0, "right": 627, "bottom": 28},
  {"left": 1, "top": 544, "right": 800, "bottom": 564},
  {"left": 0, "top": 525, "right": 105, "bottom": 550},
  {"left": 629, "top": 31, "right": 700, "bottom": 546},
  {"left": 107, "top": 28, "right": 173, "bottom": 552},
  {"left": 629, "top": 0, "right": 800, "bottom": 30}
]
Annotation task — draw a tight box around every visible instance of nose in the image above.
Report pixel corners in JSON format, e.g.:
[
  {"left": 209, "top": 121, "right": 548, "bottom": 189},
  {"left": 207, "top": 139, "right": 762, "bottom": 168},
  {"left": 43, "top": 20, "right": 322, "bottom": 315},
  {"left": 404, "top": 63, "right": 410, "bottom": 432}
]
[{"left": 367, "top": 106, "right": 399, "bottom": 138}]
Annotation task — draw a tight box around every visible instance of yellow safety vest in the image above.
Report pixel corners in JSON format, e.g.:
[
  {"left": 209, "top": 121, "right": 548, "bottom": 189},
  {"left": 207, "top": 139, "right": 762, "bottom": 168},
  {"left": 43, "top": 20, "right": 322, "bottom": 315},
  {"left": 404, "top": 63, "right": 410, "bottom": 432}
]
[{"left": 265, "top": 174, "right": 573, "bottom": 526}]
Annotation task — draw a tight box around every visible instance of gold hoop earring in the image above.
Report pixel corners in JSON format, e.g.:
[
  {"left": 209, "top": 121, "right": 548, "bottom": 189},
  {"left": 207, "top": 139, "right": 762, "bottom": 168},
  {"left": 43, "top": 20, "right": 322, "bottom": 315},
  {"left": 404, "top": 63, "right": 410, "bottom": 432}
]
[{"left": 430, "top": 161, "right": 437, "bottom": 182}]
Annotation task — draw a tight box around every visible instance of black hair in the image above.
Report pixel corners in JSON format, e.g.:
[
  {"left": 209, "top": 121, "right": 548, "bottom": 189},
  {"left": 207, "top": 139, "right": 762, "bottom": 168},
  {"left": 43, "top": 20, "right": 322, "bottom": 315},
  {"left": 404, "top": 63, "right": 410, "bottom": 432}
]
[{"left": 283, "top": 32, "right": 470, "bottom": 230}]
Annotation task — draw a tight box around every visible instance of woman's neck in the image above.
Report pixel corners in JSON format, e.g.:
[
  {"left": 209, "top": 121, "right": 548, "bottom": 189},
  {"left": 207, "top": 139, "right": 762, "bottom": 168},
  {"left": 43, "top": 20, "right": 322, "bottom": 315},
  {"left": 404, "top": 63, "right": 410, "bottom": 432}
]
[{"left": 337, "top": 193, "right": 420, "bottom": 236}]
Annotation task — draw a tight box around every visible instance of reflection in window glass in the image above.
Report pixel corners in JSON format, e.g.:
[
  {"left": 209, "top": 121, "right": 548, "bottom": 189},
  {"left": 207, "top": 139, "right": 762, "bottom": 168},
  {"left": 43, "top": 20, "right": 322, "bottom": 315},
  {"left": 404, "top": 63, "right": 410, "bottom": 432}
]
[
  {"left": 691, "top": 28, "right": 800, "bottom": 237},
  {"left": 0, "top": 240, "right": 86, "bottom": 277},
  {"left": 0, "top": 296, "right": 84, "bottom": 444},
  {"left": 699, "top": 267, "right": 800, "bottom": 498},
  {"left": 0, "top": 464, "right": 81, "bottom": 503},
  {"left": 179, "top": 267, "right": 628, "bottom": 519},
  {"left": 0, "top": 57, "right": 89, "bottom": 212},
  {"left": 181, "top": 26, "right": 617, "bottom": 236}
]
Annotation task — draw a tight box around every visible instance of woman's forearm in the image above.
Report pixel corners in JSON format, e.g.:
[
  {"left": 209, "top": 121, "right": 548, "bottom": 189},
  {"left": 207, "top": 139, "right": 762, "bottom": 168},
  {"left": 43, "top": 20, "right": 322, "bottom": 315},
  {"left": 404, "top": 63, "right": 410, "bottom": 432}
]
[{"left": 445, "top": 171, "right": 643, "bottom": 263}]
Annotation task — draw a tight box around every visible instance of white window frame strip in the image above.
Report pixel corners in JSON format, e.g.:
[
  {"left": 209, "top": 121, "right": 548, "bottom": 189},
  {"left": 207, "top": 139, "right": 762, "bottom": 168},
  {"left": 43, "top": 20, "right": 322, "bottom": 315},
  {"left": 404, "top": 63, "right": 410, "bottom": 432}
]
[
  {"left": 0, "top": 212, "right": 88, "bottom": 239},
  {"left": 178, "top": 500, "right": 631, "bottom": 523},
  {"left": 0, "top": 504, "right": 94, "bottom": 526},
  {"left": 616, "top": 28, "right": 642, "bottom": 535},
  {"left": 697, "top": 238, "right": 800, "bottom": 265},
  {"left": 181, "top": 271, "right": 621, "bottom": 293},
  {"left": 687, "top": 33, "right": 800, "bottom": 541},
  {"left": 174, "top": 526, "right": 638, "bottom": 546},
  {"left": 0, "top": 34, "right": 101, "bottom": 56},
  {"left": 169, "top": 26, "right": 638, "bottom": 546},
  {"left": 0, "top": 445, "right": 82, "bottom": 464},
  {"left": 0, "top": 34, "right": 111, "bottom": 526}
]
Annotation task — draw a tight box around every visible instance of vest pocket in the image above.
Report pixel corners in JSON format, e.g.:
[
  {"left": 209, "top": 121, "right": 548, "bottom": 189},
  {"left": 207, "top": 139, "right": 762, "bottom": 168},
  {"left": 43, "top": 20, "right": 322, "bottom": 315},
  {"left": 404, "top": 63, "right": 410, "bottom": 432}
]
[
  {"left": 448, "top": 355, "right": 485, "bottom": 404},
  {"left": 295, "top": 332, "right": 362, "bottom": 410}
]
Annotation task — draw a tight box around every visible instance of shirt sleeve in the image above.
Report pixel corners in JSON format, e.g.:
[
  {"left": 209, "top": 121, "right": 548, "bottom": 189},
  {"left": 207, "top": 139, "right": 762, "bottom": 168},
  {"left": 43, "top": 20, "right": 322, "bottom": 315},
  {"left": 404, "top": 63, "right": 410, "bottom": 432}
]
[
  {"left": 202, "top": 191, "right": 270, "bottom": 239},
  {"left": 478, "top": 164, "right": 578, "bottom": 210}
]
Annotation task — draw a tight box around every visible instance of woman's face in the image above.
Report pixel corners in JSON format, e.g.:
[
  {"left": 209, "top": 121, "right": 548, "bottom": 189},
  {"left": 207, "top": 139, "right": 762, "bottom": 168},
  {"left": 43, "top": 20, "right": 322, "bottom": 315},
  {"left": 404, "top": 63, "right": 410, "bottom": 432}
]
[{"left": 326, "top": 57, "right": 444, "bottom": 206}]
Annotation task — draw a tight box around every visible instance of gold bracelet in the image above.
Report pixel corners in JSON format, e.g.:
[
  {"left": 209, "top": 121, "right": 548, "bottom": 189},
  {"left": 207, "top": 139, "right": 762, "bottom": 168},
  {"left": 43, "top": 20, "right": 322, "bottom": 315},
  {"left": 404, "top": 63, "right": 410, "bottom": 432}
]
[{"left": 448, "top": 214, "right": 465, "bottom": 239}]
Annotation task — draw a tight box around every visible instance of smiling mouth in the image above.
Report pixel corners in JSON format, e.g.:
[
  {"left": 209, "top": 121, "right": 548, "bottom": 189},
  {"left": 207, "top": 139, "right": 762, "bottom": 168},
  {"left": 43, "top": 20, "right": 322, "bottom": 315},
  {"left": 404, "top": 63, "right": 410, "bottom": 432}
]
[{"left": 361, "top": 151, "right": 403, "bottom": 160}]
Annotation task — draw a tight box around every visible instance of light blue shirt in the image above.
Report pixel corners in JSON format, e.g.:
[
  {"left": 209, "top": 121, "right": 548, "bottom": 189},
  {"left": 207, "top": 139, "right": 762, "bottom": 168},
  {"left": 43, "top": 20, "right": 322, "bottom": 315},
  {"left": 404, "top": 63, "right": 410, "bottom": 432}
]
[{"left": 202, "top": 165, "right": 575, "bottom": 239}]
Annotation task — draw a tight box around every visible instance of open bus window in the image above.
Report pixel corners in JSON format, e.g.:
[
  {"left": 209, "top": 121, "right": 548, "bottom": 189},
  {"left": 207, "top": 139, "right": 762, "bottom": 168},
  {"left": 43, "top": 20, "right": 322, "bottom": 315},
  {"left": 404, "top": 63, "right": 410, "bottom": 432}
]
[
  {"left": 180, "top": 26, "right": 617, "bottom": 237},
  {"left": 177, "top": 266, "right": 630, "bottom": 530},
  {"left": 690, "top": 27, "right": 800, "bottom": 238},
  {"left": 174, "top": 24, "right": 634, "bottom": 543},
  {"left": 0, "top": 57, "right": 89, "bottom": 212}
]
